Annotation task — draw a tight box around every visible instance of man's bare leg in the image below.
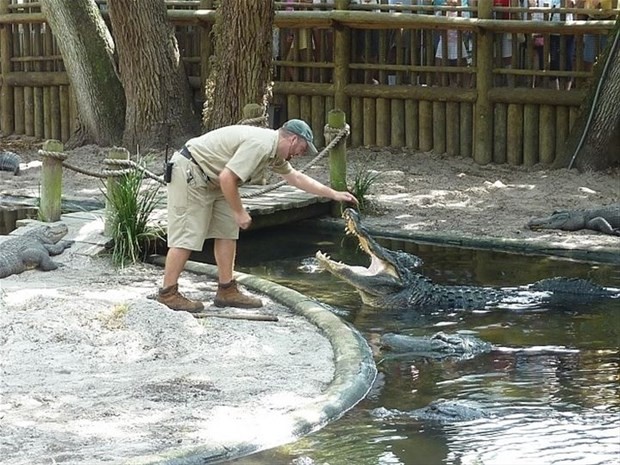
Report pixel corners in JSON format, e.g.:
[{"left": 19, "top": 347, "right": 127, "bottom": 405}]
[
  {"left": 163, "top": 247, "right": 192, "bottom": 288},
  {"left": 213, "top": 238, "right": 236, "bottom": 284}
]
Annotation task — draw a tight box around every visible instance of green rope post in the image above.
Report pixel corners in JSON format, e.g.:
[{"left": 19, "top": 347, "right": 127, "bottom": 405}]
[
  {"left": 327, "top": 109, "right": 347, "bottom": 217},
  {"left": 39, "top": 139, "right": 64, "bottom": 222}
]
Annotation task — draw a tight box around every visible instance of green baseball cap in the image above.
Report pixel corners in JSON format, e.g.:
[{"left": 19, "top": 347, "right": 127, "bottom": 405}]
[{"left": 282, "top": 119, "right": 318, "bottom": 155}]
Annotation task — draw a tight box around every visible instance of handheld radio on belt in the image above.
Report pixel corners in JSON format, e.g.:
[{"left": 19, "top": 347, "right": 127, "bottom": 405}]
[{"left": 164, "top": 143, "right": 173, "bottom": 184}]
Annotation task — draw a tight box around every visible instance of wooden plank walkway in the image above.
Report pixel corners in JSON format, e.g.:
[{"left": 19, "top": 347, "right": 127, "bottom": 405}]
[
  {"left": 149, "top": 184, "right": 333, "bottom": 232},
  {"left": 6, "top": 184, "right": 332, "bottom": 256}
]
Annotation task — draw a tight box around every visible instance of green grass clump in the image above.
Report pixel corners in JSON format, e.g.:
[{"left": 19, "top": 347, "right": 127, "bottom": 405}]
[
  {"left": 349, "top": 166, "right": 381, "bottom": 213},
  {"left": 105, "top": 161, "right": 163, "bottom": 267}
]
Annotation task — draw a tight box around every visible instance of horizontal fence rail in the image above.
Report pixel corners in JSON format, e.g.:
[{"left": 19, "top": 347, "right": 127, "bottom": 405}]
[{"left": 0, "top": 0, "right": 617, "bottom": 166}]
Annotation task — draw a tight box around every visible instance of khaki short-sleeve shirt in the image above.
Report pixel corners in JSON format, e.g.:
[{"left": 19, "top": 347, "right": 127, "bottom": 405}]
[{"left": 185, "top": 125, "right": 293, "bottom": 184}]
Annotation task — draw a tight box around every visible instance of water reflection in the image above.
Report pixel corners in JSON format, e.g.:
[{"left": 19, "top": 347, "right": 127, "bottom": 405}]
[{"left": 220, "top": 223, "right": 620, "bottom": 465}]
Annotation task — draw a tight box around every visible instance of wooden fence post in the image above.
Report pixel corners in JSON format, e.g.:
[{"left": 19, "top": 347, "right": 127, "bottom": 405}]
[
  {"left": 104, "top": 147, "right": 130, "bottom": 236},
  {"left": 0, "top": 0, "right": 14, "bottom": 136},
  {"left": 199, "top": 0, "right": 214, "bottom": 93},
  {"left": 40, "top": 139, "right": 64, "bottom": 222},
  {"left": 333, "top": 0, "right": 350, "bottom": 115},
  {"left": 473, "top": 1, "right": 493, "bottom": 165},
  {"left": 327, "top": 109, "right": 347, "bottom": 217}
]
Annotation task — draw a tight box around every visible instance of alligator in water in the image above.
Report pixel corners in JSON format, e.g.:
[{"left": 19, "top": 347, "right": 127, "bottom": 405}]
[
  {"left": 0, "top": 151, "right": 22, "bottom": 175},
  {"left": 527, "top": 204, "right": 620, "bottom": 236},
  {"left": 315, "top": 208, "right": 619, "bottom": 310},
  {"left": 0, "top": 223, "right": 72, "bottom": 278},
  {"left": 380, "top": 331, "right": 493, "bottom": 360},
  {"left": 371, "top": 400, "right": 489, "bottom": 423}
]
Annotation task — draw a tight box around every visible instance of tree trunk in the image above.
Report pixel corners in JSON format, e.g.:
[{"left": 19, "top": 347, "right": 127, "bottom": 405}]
[
  {"left": 553, "top": 21, "right": 620, "bottom": 171},
  {"left": 202, "top": 0, "right": 274, "bottom": 130},
  {"left": 108, "top": 0, "right": 198, "bottom": 152},
  {"left": 40, "top": 0, "right": 125, "bottom": 147}
]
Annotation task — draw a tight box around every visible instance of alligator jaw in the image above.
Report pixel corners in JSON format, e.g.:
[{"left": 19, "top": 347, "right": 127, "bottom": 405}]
[
  {"left": 315, "top": 250, "right": 395, "bottom": 279},
  {"left": 315, "top": 250, "right": 402, "bottom": 300},
  {"left": 342, "top": 208, "right": 401, "bottom": 280},
  {"left": 315, "top": 208, "right": 402, "bottom": 285},
  {"left": 315, "top": 208, "right": 405, "bottom": 304}
]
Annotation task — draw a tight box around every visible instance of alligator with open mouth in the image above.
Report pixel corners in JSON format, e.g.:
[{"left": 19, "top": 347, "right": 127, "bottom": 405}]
[{"left": 315, "top": 208, "right": 618, "bottom": 310}]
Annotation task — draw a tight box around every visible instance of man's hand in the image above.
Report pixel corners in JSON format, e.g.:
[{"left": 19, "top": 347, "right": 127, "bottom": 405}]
[
  {"left": 220, "top": 168, "right": 252, "bottom": 229},
  {"left": 333, "top": 190, "right": 359, "bottom": 207},
  {"left": 234, "top": 209, "right": 252, "bottom": 230}
]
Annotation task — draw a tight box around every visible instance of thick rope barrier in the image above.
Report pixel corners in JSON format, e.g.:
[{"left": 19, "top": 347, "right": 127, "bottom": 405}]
[
  {"left": 38, "top": 149, "right": 166, "bottom": 184},
  {"left": 37, "top": 122, "right": 349, "bottom": 201},
  {"left": 236, "top": 115, "right": 270, "bottom": 127}
]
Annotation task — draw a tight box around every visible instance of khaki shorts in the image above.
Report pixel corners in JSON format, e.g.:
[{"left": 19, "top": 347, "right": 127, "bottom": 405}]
[{"left": 166, "top": 152, "right": 238, "bottom": 251}]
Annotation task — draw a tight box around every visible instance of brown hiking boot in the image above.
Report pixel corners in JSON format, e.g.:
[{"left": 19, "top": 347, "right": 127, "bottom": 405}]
[
  {"left": 156, "top": 284, "right": 204, "bottom": 312},
  {"left": 214, "top": 280, "right": 263, "bottom": 309}
]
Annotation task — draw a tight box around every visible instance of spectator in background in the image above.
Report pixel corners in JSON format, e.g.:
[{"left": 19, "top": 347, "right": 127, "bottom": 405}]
[
  {"left": 283, "top": 0, "right": 320, "bottom": 81},
  {"left": 549, "top": 0, "right": 575, "bottom": 90},
  {"left": 435, "top": 0, "right": 470, "bottom": 87},
  {"left": 529, "top": 0, "right": 548, "bottom": 87},
  {"left": 493, "top": 0, "right": 517, "bottom": 85},
  {"left": 351, "top": 0, "right": 380, "bottom": 83},
  {"left": 388, "top": 0, "right": 413, "bottom": 85},
  {"left": 577, "top": 0, "right": 618, "bottom": 73}
]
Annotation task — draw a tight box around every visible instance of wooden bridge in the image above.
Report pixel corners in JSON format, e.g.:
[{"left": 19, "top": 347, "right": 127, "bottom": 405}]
[
  {"left": 4, "top": 184, "right": 333, "bottom": 254},
  {"left": 148, "top": 184, "right": 333, "bottom": 233}
]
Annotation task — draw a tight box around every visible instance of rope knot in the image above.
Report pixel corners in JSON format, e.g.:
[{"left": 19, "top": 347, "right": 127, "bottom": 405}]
[{"left": 38, "top": 149, "right": 68, "bottom": 161}]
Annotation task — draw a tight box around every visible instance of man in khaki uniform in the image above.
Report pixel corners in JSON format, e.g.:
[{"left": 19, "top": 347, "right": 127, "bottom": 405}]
[{"left": 157, "top": 119, "right": 358, "bottom": 311}]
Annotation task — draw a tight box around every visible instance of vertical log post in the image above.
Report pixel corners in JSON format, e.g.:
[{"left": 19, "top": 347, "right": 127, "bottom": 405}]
[
  {"left": 473, "top": 1, "right": 493, "bottom": 164},
  {"left": 327, "top": 109, "right": 347, "bottom": 217},
  {"left": 523, "top": 104, "right": 538, "bottom": 166},
  {"left": 0, "top": 0, "right": 14, "bottom": 135},
  {"left": 333, "top": 0, "right": 350, "bottom": 115},
  {"left": 105, "top": 147, "right": 130, "bottom": 236},
  {"left": 40, "top": 139, "right": 64, "bottom": 222},
  {"left": 199, "top": 0, "right": 214, "bottom": 94}
]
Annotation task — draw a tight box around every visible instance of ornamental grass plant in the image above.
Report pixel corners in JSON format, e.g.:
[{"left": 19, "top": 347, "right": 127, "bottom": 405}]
[
  {"left": 104, "top": 160, "right": 163, "bottom": 267},
  {"left": 349, "top": 164, "right": 381, "bottom": 213}
]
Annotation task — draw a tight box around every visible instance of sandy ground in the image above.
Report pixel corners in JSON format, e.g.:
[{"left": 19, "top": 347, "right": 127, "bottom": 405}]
[
  {"left": 0, "top": 252, "right": 337, "bottom": 464},
  {"left": 2, "top": 136, "right": 619, "bottom": 247},
  {"left": 0, "top": 136, "right": 619, "bottom": 464}
]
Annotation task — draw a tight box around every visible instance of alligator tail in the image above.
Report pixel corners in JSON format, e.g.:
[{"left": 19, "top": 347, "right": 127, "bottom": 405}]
[
  {"left": 529, "top": 277, "right": 617, "bottom": 297},
  {"left": 0, "top": 151, "right": 22, "bottom": 175}
]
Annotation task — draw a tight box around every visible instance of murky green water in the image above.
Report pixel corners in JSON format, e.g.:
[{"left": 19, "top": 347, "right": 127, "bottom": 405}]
[{"left": 205, "top": 223, "right": 620, "bottom": 465}]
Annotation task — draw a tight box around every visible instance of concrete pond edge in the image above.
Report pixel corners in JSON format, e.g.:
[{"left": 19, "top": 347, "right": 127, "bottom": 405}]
[
  {"left": 142, "top": 256, "right": 378, "bottom": 465},
  {"left": 313, "top": 217, "right": 620, "bottom": 265}
]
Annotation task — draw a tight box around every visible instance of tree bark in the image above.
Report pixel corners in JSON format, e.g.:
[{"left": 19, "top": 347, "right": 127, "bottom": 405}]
[
  {"left": 553, "top": 21, "right": 620, "bottom": 171},
  {"left": 108, "top": 0, "right": 197, "bottom": 152},
  {"left": 202, "top": 0, "right": 274, "bottom": 130},
  {"left": 40, "top": 0, "right": 125, "bottom": 147}
]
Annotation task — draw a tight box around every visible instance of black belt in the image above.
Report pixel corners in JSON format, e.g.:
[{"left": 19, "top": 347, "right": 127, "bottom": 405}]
[{"left": 179, "top": 145, "right": 210, "bottom": 182}]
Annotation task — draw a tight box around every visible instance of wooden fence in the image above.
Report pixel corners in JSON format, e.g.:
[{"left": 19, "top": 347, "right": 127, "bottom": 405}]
[{"left": 0, "top": 0, "right": 617, "bottom": 166}]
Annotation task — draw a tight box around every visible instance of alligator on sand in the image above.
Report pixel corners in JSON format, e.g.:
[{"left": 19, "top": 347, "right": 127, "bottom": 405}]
[
  {"left": 316, "top": 208, "right": 619, "bottom": 310},
  {"left": 0, "top": 223, "right": 72, "bottom": 279},
  {"left": 527, "top": 204, "right": 620, "bottom": 236}
]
